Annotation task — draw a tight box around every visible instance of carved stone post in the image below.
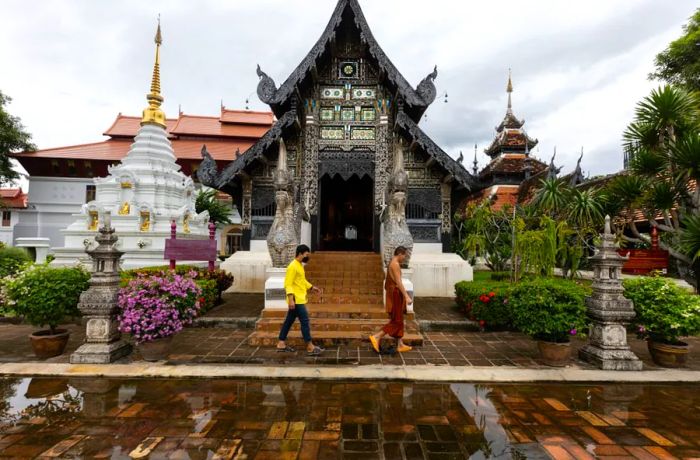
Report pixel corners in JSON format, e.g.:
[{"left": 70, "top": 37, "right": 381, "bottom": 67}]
[
  {"left": 70, "top": 211, "right": 132, "bottom": 364},
  {"left": 579, "top": 216, "right": 642, "bottom": 371}
]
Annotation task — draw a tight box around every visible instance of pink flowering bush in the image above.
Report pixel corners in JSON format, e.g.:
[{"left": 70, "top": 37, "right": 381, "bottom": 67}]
[{"left": 118, "top": 271, "right": 203, "bottom": 344}]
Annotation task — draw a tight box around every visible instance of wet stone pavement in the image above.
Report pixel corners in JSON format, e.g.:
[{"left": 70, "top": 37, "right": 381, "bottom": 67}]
[
  {"left": 1, "top": 378, "right": 700, "bottom": 459},
  {"left": 2, "top": 321, "right": 699, "bottom": 370}
]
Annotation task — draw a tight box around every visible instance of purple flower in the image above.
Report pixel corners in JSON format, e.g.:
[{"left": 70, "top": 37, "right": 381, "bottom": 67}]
[{"left": 569, "top": 329, "right": 578, "bottom": 336}]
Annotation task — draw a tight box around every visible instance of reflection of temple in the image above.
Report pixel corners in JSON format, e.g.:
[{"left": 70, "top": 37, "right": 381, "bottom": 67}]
[{"left": 199, "top": 0, "right": 475, "bottom": 296}]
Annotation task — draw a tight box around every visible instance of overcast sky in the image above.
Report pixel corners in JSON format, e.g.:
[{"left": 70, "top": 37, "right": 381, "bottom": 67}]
[{"left": 0, "top": 0, "right": 696, "bottom": 179}]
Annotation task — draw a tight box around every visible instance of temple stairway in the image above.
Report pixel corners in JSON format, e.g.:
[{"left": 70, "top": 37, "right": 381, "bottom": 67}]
[{"left": 247, "top": 252, "right": 424, "bottom": 347}]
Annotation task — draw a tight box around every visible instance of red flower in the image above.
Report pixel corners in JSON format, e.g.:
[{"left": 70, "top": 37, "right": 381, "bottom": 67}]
[
  {"left": 198, "top": 297, "right": 206, "bottom": 304},
  {"left": 489, "top": 292, "right": 496, "bottom": 298}
]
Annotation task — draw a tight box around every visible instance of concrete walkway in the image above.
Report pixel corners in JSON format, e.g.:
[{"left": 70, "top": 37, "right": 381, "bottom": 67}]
[{"left": 2, "top": 362, "right": 700, "bottom": 383}]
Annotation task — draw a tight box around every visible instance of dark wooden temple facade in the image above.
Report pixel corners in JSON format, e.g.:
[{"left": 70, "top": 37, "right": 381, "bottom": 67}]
[{"left": 197, "top": 0, "right": 475, "bottom": 253}]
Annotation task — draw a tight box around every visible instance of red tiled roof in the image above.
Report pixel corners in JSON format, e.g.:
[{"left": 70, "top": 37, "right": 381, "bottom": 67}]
[
  {"left": 220, "top": 109, "right": 275, "bottom": 125},
  {"left": 462, "top": 185, "right": 519, "bottom": 212},
  {"left": 11, "top": 139, "right": 250, "bottom": 162},
  {"left": 170, "top": 115, "right": 270, "bottom": 139},
  {"left": 102, "top": 109, "right": 274, "bottom": 140},
  {"left": 0, "top": 188, "right": 28, "bottom": 209},
  {"left": 479, "top": 154, "right": 547, "bottom": 178},
  {"left": 103, "top": 115, "right": 179, "bottom": 138}
]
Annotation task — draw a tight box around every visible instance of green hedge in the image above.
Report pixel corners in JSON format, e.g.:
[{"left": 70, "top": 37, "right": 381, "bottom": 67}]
[
  {"left": 623, "top": 277, "right": 700, "bottom": 344},
  {"left": 5, "top": 265, "right": 90, "bottom": 333},
  {"left": 0, "top": 247, "right": 32, "bottom": 278},
  {"left": 455, "top": 280, "right": 513, "bottom": 329},
  {"left": 509, "top": 278, "right": 590, "bottom": 343}
]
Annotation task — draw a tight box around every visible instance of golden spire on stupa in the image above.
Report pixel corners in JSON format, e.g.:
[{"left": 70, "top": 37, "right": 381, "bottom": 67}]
[
  {"left": 141, "top": 18, "right": 166, "bottom": 128},
  {"left": 506, "top": 68, "right": 513, "bottom": 112}
]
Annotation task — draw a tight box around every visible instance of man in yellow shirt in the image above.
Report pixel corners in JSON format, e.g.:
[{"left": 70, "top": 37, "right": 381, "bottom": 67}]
[{"left": 277, "top": 245, "right": 324, "bottom": 355}]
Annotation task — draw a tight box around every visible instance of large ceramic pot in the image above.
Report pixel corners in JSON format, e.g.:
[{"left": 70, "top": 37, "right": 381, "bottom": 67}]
[
  {"left": 648, "top": 340, "right": 688, "bottom": 368},
  {"left": 537, "top": 341, "right": 571, "bottom": 367},
  {"left": 29, "top": 329, "right": 70, "bottom": 359},
  {"left": 137, "top": 336, "right": 173, "bottom": 362}
]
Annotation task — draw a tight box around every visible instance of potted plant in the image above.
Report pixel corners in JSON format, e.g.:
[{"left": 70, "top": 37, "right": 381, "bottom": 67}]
[
  {"left": 5, "top": 265, "right": 90, "bottom": 359},
  {"left": 509, "top": 278, "right": 588, "bottom": 366},
  {"left": 623, "top": 277, "right": 700, "bottom": 368},
  {"left": 118, "top": 270, "right": 203, "bottom": 361}
]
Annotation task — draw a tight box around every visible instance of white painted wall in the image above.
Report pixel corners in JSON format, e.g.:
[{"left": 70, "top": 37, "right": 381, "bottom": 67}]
[
  {"left": 13, "top": 176, "right": 94, "bottom": 249},
  {"left": 0, "top": 211, "right": 20, "bottom": 246}
]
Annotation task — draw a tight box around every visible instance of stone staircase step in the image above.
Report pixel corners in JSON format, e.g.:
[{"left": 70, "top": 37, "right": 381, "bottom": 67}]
[
  {"left": 261, "top": 305, "right": 414, "bottom": 320},
  {"left": 248, "top": 330, "right": 423, "bottom": 347},
  {"left": 255, "top": 318, "right": 421, "bottom": 334}
]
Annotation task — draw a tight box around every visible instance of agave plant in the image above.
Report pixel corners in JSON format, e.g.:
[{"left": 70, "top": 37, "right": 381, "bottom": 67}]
[{"left": 531, "top": 178, "right": 569, "bottom": 217}]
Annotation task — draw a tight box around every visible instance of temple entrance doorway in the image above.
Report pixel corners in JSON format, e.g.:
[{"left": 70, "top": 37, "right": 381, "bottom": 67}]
[{"left": 319, "top": 174, "right": 374, "bottom": 252}]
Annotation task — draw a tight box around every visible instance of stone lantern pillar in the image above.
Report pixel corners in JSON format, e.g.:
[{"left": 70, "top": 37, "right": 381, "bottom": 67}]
[
  {"left": 70, "top": 211, "right": 132, "bottom": 364},
  {"left": 579, "top": 216, "right": 642, "bottom": 370}
]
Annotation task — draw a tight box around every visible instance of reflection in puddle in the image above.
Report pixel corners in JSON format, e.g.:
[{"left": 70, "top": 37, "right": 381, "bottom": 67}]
[{"left": 0, "top": 378, "right": 699, "bottom": 459}]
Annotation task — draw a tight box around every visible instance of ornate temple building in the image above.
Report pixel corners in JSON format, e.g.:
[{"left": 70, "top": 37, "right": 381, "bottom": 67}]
[
  {"left": 198, "top": 0, "right": 475, "bottom": 295},
  {"left": 464, "top": 73, "right": 547, "bottom": 210},
  {"left": 10, "top": 92, "right": 271, "bottom": 256}
]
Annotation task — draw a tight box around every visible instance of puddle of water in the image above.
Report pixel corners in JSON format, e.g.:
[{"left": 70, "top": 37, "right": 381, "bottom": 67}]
[{"left": 0, "top": 378, "right": 699, "bottom": 459}]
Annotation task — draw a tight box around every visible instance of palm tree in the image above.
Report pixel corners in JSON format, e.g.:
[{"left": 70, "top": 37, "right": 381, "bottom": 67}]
[
  {"left": 195, "top": 189, "right": 233, "bottom": 225},
  {"left": 608, "top": 84, "right": 700, "bottom": 288},
  {"left": 531, "top": 178, "right": 569, "bottom": 217}
]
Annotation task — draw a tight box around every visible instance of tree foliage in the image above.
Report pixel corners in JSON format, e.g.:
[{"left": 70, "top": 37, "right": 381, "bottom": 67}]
[
  {"left": 605, "top": 84, "right": 700, "bottom": 286},
  {"left": 650, "top": 9, "right": 700, "bottom": 92},
  {"left": 195, "top": 188, "right": 233, "bottom": 225},
  {"left": 0, "top": 91, "right": 34, "bottom": 186}
]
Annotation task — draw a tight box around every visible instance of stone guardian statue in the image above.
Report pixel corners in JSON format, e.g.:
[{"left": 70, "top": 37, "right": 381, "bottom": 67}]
[
  {"left": 381, "top": 140, "right": 414, "bottom": 267},
  {"left": 267, "top": 139, "right": 299, "bottom": 268}
]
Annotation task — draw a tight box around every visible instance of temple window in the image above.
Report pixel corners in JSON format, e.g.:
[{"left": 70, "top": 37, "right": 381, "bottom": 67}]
[
  {"left": 67, "top": 160, "right": 77, "bottom": 177},
  {"left": 85, "top": 185, "right": 96, "bottom": 203},
  {"left": 51, "top": 160, "right": 61, "bottom": 175},
  {"left": 84, "top": 160, "right": 93, "bottom": 177},
  {"left": 1, "top": 211, "right": 11, "bottom": 227}
]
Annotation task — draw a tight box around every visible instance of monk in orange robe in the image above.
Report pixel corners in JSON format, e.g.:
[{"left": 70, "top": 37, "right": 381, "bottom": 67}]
[{"left": 369, "top": 246, "right": 412, "bottom": 353}]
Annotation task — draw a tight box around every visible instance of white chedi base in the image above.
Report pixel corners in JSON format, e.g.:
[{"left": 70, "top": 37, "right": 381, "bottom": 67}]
[
  {"left": 220, "top": 246, "right": 273, "bottom": 293},
  {"left": 51, "top": 122, "right": 211, "bottom": 269},
  {"left": 409, "top": 244, "right": 473, "bottom": 297}
]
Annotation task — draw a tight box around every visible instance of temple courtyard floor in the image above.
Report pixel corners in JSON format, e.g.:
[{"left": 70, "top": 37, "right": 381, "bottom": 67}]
[
  {"left": 2, "top": 295, "right": 700, "bottom": 458},
  {"left": 0, "top": 294, "right": 699, "bottom": 379}
]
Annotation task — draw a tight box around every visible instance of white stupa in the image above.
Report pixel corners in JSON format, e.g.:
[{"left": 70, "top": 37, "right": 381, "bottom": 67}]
[{"left": 52, "top": 22, "right": 210, "bottom": 269}]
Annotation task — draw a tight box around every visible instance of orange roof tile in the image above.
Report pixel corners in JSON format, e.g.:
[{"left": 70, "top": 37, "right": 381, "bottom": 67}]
[
  {"left": 103, "top": 115, "right": 178, "bottom": 138},
  {"left": 220, "top": 109, "right": 275, "bottom": 125},
  {"left": 170, "top": 115, "right": 270, "bottom": 139},
  {"left": 12, "top": 139, "right": 250, "bottom": 162},
  {"left": 0, "top": 188, "right": 28, "bottom": 209}
]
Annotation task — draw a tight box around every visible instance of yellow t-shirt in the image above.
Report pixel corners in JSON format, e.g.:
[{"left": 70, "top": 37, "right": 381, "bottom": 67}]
[{"left": 284, "top": 259, "right": 313, "bottom": 305}]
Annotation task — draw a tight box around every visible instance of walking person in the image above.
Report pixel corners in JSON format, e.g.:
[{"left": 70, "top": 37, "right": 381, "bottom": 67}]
[
  {"left": 277, "top": 245, "right": 325, "bottom": 356},
  {"left": 369, "top": 246, "right": 413, "bottom": 353}
]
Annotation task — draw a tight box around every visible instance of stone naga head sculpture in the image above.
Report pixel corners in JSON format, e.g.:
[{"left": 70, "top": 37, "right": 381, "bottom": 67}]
[
  {"left": 382, "top": 140, "right": 414, "bottom": 268},
  {"left": 267, "top": 139, "right": 299, "bottom": 268}
]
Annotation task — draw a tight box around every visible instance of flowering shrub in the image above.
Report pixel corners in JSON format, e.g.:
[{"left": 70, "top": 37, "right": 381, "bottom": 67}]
[
  {"left": 508, "top": 278, "right": 589, "bottom": 343},
  {"left": 623, "top": 276, "right": 700, "bottom": 345},
  {"left": 122, "top": 265, "right": 233, "bottom": 309},
  {"left": 5, "top": 265, "right": 90, "bottom": 334},
  {"left": 118, "top": 271, "right": 203, "bottom": 344},
  {"left": 455, "top": 280, "right": 512, "bottom": 329}
]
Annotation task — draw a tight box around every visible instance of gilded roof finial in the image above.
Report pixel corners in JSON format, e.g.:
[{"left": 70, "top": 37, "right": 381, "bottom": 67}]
[
  {"left": 506, "top": 68, "right": 513, "bottom": 112},
  {"left": 142, "top": 16, "right": 166, "bottom": 128}
]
